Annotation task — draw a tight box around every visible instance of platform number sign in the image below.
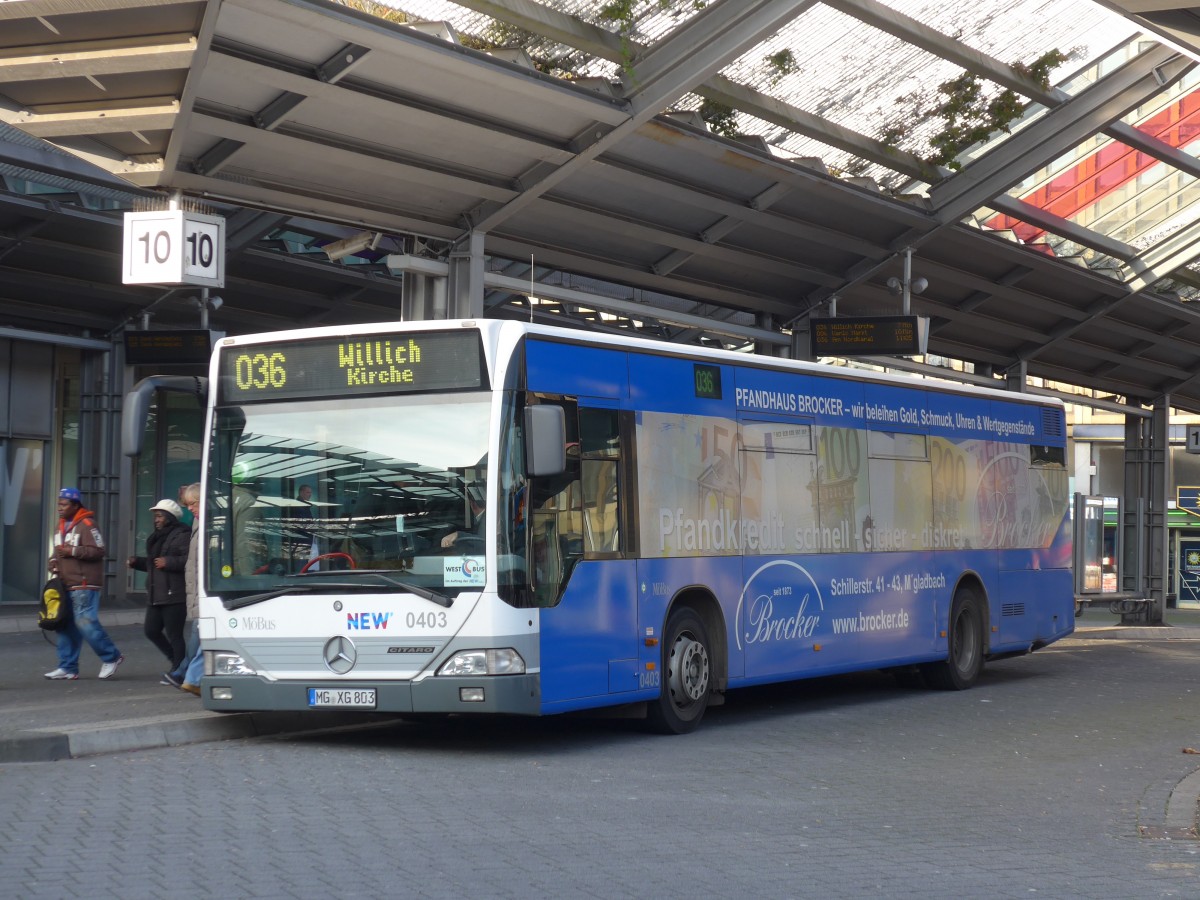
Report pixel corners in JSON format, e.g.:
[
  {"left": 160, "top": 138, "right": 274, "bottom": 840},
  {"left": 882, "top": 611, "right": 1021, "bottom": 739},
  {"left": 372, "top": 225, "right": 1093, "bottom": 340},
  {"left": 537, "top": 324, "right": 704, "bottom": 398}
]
[
  {"left": 1188, "top": 424, "right": 1200, "bottom": 455},
  {"left": 123, "top": 210, "right": 225, "bottom": 288}
]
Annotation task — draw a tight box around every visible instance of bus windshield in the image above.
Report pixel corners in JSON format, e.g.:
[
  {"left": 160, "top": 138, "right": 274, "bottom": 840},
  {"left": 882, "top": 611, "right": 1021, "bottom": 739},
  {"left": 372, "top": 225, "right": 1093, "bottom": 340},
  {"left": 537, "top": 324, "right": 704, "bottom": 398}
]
[{"left": 205, "top": 392, "right": 491, "bottom": 599}]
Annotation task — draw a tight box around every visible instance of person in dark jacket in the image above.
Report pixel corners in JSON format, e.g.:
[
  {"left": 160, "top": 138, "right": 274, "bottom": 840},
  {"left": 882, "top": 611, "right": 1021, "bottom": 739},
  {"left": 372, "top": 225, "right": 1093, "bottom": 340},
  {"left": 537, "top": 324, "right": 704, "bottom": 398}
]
[
  {"left": 127, "top": 498, "right": 191, "bottom": 671},
  {"left": 44, "top": 487, "right": 124, "bottom": 680}
]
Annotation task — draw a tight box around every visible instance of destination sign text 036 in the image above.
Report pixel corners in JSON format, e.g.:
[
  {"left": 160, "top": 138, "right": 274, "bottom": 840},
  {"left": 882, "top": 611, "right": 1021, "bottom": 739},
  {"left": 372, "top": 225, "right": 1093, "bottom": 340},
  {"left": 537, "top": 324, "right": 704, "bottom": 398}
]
[
  {"left": 809, "top": 315, "right": 928, "bottom": 357},
  {"left": 216, "top": 330, "right": 487, "bottom": 403}
]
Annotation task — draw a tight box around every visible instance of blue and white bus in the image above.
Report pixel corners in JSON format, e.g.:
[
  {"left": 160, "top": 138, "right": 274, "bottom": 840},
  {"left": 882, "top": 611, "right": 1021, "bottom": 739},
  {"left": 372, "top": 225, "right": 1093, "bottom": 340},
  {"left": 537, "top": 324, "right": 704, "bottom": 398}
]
[{"left": 193, "top": 319, "right": 1072, "bottom": 733}]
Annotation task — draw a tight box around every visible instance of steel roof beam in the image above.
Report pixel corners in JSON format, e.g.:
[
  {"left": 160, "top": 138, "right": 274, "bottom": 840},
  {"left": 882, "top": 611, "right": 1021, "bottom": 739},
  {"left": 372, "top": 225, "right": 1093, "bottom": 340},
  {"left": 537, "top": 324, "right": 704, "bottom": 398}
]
[
  {"left": 1011, "top": 282, "right": 1191, "bottom": 364},
  {"left": 482, "top": 270, "right": 789, "bottom": 346},
  {"left": 852, "top": 353, "right": 1151, "bottom": 416},
  {"left": 983, "top": 195, "right": 1139, "bottom": 261},
  {"left": 189, "top": 108, "right": 519, "bottom": 201},
  {"left": 472, "top": 0, "right": 818, "bottom": 235},
  {"left": 317, "top": 44, "right": 371, "bottom": 84},
  {"left": 7, "top": 97, "right": 179, "bottom": 139},
  {"left": 542, "top": 199, "right": 844, "bottom": 288},
  {"left": 224, "top": 209, "right": 290, "bottom": 253},
  {"left": 184, "top": 107, "right": 839, "bottom": 289},
  {"left": 911, "top": 252, "right": 1200, "bottom": 382},
  {"left": 1126, "top": 217, "right": 1200, "bottom": 292},
  {"left": 164, "top": 168, "right": 466, "bottom": 240},
  {"left": 203, "top": 44, "right": 578, "bottom": 160},
  {"left": 0, "top": 134, "right": 145, "bottom": 192},
  {"left": 445, "top": 0, "right": 626, "bottom": 60},
  {"left": 482, "top": 258, "right": 761, "bottom": 342},
  {"left": 161, "top": 0, "right": 223, "bottom": 183},
  {"left": 0, "top": 33, "right": 195, "bottom": 82},
  {"left": 691, "top": 76, "right": 941, "bottom": 182},
  {"left": 0, "top": 0, "right": 182, "bottom": 18},
  {"left": 484, "top": 233, "right": 788, "bottom": 315},
  {"left": 622, "top": 1, "right": 815, "bottom": 113},
  {"left": 1105, "top": 119, "right": 1200, "bottom": 182}
]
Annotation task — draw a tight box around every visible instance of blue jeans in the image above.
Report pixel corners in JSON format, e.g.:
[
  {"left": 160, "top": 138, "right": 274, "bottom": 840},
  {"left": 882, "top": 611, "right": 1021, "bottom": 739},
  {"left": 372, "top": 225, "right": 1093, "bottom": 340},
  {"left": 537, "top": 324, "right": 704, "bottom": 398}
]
[
  {"left": 55, "top": 588, "right": 121, "bottom": 674},
  {"left": 170, "top": 620, "right": 200, "bottom": 680},
  {"left": 184, "top": 641, "right": 204, "bottom": 687}
]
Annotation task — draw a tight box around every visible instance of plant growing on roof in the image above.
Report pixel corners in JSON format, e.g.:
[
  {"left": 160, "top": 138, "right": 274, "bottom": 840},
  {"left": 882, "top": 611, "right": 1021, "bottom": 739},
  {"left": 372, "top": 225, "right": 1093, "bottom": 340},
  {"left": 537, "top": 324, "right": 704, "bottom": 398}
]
[
  {"left": 331, "top": 0, "right": 408, "bottom": 23},
  {"left": 699, "top": 99, "right": 740, "bottom": 138},
  {"left": 878, "top": 49, "right": 1070, "bottom": 173},
  {"left": 765, "top": 49, "right": 799, "bottom": 87},
  {"left": 597, "top": 0, "right": 709, "bottom": 74},
  {"left": 928, "top": 49, "right": 1069, "bottom": 169}
]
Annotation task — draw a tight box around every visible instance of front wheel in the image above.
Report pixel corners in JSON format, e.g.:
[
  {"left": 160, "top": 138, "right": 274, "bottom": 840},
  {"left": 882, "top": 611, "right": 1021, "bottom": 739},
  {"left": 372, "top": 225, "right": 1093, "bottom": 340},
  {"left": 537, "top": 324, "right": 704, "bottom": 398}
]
[
  {"left": 646, "top": 607, "right": 712, "bottom": 735},
  {"left": 921, "top": 587, "right": 985, "bottom": 691}
]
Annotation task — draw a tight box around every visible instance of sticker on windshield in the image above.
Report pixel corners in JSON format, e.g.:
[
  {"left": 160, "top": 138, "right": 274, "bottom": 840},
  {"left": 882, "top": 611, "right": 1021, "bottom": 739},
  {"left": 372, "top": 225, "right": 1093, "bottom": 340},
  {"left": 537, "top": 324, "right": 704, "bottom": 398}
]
[{"left": 444, "top": 556, "right": 485, "bottom": 587}]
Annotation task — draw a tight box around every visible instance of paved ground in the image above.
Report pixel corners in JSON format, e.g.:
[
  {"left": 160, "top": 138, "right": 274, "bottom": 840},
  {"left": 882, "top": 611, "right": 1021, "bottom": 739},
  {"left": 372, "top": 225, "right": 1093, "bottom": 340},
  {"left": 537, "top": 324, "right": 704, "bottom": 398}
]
[
  {"left": 0, "top": 604, "right": 1195, "bottom": 761},
  {"left": 1, "top": 604, "right": 1199, "bottom": 898},
  {"left": 0, "top": 612, "right": 402, "bottom": 762}
]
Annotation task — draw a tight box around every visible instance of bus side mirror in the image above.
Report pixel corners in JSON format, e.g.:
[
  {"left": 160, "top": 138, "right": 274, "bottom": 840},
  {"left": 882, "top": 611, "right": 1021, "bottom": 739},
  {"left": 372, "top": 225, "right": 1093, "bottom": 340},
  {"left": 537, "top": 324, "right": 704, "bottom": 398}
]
[
  {"left": 525, "top": 405, "right": 565, "bottom": 477},
  {"left": 122, "top": 376, "right": 208, "bottom": 456}
]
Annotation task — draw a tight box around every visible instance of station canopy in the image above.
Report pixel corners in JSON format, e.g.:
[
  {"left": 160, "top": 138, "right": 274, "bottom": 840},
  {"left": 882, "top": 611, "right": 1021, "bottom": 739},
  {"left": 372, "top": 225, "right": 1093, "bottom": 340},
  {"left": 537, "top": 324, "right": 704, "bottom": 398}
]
[{"left": 7, "top": 1, "right": 1200, "bottom": 412}]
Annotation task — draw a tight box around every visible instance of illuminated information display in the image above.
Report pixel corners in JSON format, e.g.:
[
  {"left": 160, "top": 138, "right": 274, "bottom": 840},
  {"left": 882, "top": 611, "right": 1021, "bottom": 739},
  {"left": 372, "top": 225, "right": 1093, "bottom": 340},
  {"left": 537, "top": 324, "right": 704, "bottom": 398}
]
[
  {"left": 217, "top": 330, "right": 487, "bottom": 404},
  {"left": 809, "top": 315, "right": 927, "bottom": 357},
  {"left": 694, "top": 363, "right": 722, "bottom": 399},
  {"left": 125, "top": 329, "right": 216, "bottom": 366}
]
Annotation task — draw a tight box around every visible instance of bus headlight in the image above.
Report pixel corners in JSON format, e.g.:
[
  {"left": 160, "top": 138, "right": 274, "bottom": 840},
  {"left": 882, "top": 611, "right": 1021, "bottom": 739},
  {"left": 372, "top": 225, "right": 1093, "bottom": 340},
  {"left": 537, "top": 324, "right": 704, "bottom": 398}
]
[
  {"left": 212, "top": 652, "right": 257, "bottom": 676},
  {"left": 437, "top": 648, "right": 526, "bottom": 676}
]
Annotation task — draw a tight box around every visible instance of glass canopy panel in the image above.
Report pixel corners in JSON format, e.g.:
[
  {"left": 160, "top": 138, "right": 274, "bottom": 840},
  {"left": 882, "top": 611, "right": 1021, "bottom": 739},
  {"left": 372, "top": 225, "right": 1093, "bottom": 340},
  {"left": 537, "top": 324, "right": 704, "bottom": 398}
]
[
  {"left": 976, "top": 61, "right": 1200, "bottom": 271},
  {"left": 387, "top": 0, "right": 1137, "bottom": 188}
]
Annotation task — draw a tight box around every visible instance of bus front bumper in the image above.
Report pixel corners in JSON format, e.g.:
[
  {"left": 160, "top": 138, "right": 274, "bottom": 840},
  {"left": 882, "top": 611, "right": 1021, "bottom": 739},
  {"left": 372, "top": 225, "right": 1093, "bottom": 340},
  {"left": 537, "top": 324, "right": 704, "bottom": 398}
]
[{"left": 200, "top": 673, "right": 541, "bottom": 715}]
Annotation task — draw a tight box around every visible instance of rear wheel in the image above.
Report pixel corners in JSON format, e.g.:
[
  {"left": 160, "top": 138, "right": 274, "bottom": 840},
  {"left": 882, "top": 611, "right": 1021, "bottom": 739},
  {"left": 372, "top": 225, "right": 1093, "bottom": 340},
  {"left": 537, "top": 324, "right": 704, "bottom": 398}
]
[
  {"left": 921, "top": 587, "right": 985, "bottom": 691},
  {"left": 646, "top": 607, "right": 711, "bottom": 734}
]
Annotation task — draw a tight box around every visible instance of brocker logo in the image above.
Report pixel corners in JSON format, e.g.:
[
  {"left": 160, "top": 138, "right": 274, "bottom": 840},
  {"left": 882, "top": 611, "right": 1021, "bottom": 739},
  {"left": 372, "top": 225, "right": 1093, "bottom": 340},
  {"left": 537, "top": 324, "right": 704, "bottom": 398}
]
[{"left": 734, "top": 559, "right": 824, "bottom": 650}]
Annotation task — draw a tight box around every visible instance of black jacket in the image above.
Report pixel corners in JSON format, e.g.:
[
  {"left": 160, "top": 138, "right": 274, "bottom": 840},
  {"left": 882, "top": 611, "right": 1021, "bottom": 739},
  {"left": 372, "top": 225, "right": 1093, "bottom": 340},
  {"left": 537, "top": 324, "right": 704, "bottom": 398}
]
[{"left": 131, "top": 516, "right": 191, "bottom": 606}]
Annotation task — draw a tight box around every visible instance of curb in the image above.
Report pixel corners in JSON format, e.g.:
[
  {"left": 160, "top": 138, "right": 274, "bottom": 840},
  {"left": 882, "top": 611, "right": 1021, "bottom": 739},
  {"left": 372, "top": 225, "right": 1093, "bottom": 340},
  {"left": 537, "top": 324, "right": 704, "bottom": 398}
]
[
  {"left": 0, "top": 710, "right": 403, "bottom": 763},
  {"left": 0, "top": 608, "right": 145, "bottom": 635},
  {"left": 1070, "top": 626, "right": 1200, "bottom": 640}
]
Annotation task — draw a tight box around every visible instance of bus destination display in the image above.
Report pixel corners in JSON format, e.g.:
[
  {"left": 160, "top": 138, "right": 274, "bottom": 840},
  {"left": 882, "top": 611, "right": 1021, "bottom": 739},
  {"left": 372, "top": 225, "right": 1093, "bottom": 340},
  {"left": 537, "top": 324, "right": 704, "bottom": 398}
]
[{"left": 217, "top": 330, "right": 487, "bottom": 403}]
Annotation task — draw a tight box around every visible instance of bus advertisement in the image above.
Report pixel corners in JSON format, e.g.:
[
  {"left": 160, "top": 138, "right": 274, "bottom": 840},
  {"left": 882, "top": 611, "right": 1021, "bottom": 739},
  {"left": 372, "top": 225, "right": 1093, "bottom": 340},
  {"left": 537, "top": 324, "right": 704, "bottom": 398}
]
[{"left": 172, "top": 319, "right": 1071, "bottom": 733}]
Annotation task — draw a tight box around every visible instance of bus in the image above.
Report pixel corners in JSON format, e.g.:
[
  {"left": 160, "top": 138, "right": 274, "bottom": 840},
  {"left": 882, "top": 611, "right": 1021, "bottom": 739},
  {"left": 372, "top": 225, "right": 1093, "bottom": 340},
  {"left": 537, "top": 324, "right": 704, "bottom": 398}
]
[{"left": 170, "top": 318, "right": 1072, "bottom": 733}]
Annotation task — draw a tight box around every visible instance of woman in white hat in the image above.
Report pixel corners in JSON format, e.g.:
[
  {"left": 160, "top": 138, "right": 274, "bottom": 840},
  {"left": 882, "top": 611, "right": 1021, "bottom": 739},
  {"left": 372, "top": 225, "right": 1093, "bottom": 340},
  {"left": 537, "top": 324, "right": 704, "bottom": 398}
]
[{"left": 127, "top": 499, "right": 191, "bottom": 671}]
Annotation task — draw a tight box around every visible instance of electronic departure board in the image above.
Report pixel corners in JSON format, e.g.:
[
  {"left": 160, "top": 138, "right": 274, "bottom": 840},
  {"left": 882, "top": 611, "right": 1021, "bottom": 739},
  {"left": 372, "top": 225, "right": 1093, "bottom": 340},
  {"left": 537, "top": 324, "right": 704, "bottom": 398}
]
[
  {"left": 809, "top": 315, "right": 928, "bottom": 358},
  {"left": 216, "top": 330, "right": 488, "bottom": 403},
  {"left": 125, "top": 329, "right": 217, "bottom": 366}
]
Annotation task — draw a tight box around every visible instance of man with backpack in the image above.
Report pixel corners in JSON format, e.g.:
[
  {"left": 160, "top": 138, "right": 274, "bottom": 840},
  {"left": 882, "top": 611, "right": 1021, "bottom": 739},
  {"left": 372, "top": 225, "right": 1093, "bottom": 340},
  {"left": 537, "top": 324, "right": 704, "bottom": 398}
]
[{"left": 44, "top": 487, "right": 124, "bottom": 680}]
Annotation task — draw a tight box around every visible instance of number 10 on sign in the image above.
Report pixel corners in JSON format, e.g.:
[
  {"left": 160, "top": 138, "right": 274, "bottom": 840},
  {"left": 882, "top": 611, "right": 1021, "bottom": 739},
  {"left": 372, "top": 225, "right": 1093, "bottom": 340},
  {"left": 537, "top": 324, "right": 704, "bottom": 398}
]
[{"left": 123, "top": 210, "right": 225, "bottom": 288}]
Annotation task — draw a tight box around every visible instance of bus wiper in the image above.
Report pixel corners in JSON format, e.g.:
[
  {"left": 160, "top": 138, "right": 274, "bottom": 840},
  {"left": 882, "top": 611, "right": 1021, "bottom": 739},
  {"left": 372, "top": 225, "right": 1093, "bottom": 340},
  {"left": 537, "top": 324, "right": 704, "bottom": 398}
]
[
  {"left": 222, "top": 583, "right": 365, "bottom": 610},
  {"left": 350, "top": 570, "right": 454, "bottom": 608},
  {"left": 221, "top": 575, "right": 453, "bottom": 610}
]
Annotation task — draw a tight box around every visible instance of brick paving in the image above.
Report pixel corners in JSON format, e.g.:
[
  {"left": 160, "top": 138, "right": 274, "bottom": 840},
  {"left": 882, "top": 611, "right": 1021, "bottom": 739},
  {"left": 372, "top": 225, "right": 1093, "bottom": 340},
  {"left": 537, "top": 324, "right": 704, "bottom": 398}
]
[{"left": 0, "top": 607, "right": 1199, "bottom": 896}]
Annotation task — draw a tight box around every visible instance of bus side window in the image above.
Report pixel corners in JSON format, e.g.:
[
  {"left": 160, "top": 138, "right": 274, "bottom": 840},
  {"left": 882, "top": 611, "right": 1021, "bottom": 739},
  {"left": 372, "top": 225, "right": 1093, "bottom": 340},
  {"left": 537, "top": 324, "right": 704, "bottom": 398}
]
[
  {"left": 528, "top": 395, "right": 581, "bottom": 605},
  {"left": 580, "top": 408, "right": 621, "bottom": 555}
]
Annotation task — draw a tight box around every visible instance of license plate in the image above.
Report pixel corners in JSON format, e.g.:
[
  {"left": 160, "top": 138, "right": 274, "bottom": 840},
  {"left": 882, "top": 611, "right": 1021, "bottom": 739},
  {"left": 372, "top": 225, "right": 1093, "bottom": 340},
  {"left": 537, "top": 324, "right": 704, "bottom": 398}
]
[{"left": 307, "top": 688, "right": 376, "bottom": 708}]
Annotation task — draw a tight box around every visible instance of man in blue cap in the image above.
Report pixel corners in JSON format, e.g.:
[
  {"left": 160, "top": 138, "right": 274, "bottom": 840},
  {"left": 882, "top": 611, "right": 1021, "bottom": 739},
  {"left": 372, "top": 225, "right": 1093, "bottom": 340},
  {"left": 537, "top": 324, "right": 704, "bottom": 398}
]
[{"left": 44, "top": 487, "right": 124, "bottom": 680}]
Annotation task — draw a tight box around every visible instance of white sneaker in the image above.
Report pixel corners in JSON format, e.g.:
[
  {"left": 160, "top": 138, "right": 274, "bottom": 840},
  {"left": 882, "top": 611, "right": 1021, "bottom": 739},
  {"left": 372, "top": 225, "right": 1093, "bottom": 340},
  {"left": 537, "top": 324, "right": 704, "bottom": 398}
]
[
  {"left": 44, "top": 668, "right": 79, "bottom": 680},
  {"left": 98, "top": 656, "right": 124, "bottom": 680}
]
